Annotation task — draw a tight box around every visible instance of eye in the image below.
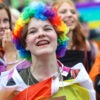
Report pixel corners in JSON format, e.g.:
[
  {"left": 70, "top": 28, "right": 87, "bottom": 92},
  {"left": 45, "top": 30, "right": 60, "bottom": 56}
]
[
  {"left": 59, "top": 9, "right": 67, "bottom": 14},
  {"left": 3, "top": 18, "right": 9, "bottom": 23},
  {"left": 28, "top": 30, "right": 37, "bottom": 34},
  {"left": 70, "top": 10, "right": 76, "bottom": 14},
  {"left": 44, "top": 27, "right": 53, "bottom": 31}
]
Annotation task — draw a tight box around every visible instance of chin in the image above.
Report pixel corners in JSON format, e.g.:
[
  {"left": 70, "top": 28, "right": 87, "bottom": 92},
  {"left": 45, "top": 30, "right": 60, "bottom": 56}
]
[
  {"left": 36, "top": 49, "right": 55, "bottom": 56},
  {"left": 69, "top": 26, "right": 75, "bottom": 30}
]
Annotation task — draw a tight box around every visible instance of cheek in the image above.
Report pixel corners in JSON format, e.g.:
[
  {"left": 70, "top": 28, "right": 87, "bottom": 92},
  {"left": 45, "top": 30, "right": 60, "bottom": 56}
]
[
  {"left": 25, "top": 36, "right": 35, "bottom": 50},
  {"left": 5, "top": 22, "right": 10, "bottom": 29},
  {"left": 50, "top": 32, "right": 57, "bottom": 41},
  {"left": 26, "top": 35, "right": 35, "bottom": 45},
  {"left": 58, "top": 13, "right": 65, "bottom": 20},
  {"left": 51, "top": 34, "right": 58, "bottom": 46}
]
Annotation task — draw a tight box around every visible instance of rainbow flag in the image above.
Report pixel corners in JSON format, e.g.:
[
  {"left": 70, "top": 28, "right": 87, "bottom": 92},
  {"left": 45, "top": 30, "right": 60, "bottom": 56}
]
[
  {"left": 0, "top": 63, "right": 96, "bottom": 100},
  {"left": 76, "top": 2, "right": 100, "bottom": 29}
]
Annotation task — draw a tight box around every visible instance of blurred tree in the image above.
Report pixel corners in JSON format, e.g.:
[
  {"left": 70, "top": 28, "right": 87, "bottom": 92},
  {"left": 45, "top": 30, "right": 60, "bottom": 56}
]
[{"left": 11, "top": 0, "right": 31, "bottom": 11}]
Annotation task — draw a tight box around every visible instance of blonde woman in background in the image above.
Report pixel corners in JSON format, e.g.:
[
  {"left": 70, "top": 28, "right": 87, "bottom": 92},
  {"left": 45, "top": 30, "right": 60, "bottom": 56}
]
[
  {"left": 79, "top": 16, "right": 99, "bottom": 66},
  {"left": 53, "top": 0, "right": 92, "bottom": 73}
]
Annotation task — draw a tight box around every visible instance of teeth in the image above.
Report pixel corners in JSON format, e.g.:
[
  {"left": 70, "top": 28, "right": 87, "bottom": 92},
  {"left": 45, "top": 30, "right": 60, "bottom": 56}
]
[
  {"left": 64, "top": 19, "right": 73, "bottom": 23},
  {"left": 37, "top": 40, "right": 49, "bottom": 46},
  {"left": 64, "top": 21, "right": 73, "bottom": 26},
  {"left": 67, "top": 21, "right": 73, "bottom": 23},
  {"left": 65, "top": 20, "right": 73, "bottom": 23}
]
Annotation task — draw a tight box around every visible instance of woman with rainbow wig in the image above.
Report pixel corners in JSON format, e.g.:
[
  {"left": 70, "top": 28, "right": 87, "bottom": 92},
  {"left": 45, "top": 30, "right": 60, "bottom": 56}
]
[{"left": 0, "top": 1, "right": 95, "bottom": 100}]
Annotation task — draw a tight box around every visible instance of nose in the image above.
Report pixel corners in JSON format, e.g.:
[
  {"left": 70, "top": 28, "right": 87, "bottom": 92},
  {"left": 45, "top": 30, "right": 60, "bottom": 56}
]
[
  {"left": 67, "top": 11, "right": 73, "bottom": 17},
  {"left": 38, "top": 30, "right": 46, "bottom": 38}
]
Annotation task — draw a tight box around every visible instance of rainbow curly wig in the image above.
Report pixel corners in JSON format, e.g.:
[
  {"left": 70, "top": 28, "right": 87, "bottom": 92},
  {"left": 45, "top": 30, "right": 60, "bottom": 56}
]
[{"left": 13, "top": 1, "right": 69, "bottom": 61}]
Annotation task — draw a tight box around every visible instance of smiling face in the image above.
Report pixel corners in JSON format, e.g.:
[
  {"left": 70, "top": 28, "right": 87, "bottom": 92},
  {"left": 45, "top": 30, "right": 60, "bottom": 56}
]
[
  {"left": 0, "top": 9, "right": 10, "bottom": 39},
  {"left": 25, "top": 18, "right": 58, "bottom": 57},
  {"left": 58, "top": 2, "right": 78, "bottom": 31}
]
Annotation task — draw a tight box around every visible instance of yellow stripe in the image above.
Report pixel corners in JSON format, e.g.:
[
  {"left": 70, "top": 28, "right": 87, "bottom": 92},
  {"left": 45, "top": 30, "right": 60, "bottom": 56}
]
[
  {"left": 88, "top": 21, "right": 100, "bottom": 29},
  {"left": 52, "top": 83, "right": 90, "bottom": 100}
]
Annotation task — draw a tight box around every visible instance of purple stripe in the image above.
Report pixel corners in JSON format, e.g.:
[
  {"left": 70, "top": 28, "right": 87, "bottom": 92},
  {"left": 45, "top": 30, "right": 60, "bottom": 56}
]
[
  {"left": 7, "top": 69, "right": 14, "bottom": 80},
  {"left": 76, "top": 2, "right": 100, "bottom": 8},
  {"left": 16, "top": 60, "right": 31, "bottom": 71},
  {"left": 0, "top": 65, "right": 6, "bottom": 74},
  {"left": 63, "top": 66, "right": 70, "bottom": 72}
]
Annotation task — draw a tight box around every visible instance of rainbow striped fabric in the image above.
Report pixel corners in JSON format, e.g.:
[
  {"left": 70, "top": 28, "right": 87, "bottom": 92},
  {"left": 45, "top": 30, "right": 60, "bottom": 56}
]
[
  {"left": 76, "top": 2, "right": 100, "bottom": 29},
  {"left": 0, "top": 62, "right": 96, "bottom": 100}
]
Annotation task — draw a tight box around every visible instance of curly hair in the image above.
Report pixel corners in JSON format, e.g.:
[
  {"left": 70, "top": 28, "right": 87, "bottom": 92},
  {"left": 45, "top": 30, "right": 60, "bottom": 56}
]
[{"left": 13, "top": 1, "right": 69, "bottom": 61}]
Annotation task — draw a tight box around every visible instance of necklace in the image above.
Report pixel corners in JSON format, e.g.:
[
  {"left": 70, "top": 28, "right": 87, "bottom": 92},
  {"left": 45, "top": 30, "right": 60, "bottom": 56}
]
[
  {"left": 25, "top": 66, "right": 65, "bottom": 100},
  {"left": 28, "top": 68, "right": 38, "bottom": 85},
  {"left": 26, "top": 68, "right": 38, "bottom": 100},
  {"left": 26, "top": 69, "right": 30, "bottom": 100}
]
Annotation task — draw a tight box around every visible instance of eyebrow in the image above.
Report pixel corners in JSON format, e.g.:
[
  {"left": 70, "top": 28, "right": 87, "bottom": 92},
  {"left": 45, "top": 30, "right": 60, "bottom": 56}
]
[
  {"left": 28, "top": 24, "right": 52, "bottom": 30},
  {"left": 40, "top": 24, "right": 52, "bottom": 28},
  {"left": 28, "top": 27, "right": 36, "bottom": 33}
]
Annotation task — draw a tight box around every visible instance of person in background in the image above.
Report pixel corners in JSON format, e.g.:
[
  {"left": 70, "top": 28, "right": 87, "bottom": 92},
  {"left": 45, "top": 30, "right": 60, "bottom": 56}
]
[
  {"left": 89, "top": 51, "right": 100, "bottom": 100},
  {"left": 0, "top": 2, "right": 18, "bottom": 73},
  {"left": 53, "top": 0, "right": 92, "bottom": 73},
  {"left": 89, "top": 28, "right": 100, "bottom": 51},
  {"left": 0, "top": 3, "right": 30, "bottom": 74},
  {"left": 10, "top": 7, "right": 20, "bottom": 29},
  {"left": 79, "top": 16, "right": 99, "bottom": 66},
  {"left": 0, "top": 1, "right": 95, "bottom": 100}
]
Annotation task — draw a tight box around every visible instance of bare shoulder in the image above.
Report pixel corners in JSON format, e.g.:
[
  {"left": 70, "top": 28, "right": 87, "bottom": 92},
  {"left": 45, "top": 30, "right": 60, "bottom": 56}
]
[
  {"left": 86, "top": 40, "right": 99, "bottom": 56},
  {"left": 91, "top": 41, "right": 99, "bottom": 56},
  {"left": 85, "top": 40, "right": 91, "bottom": 51}
]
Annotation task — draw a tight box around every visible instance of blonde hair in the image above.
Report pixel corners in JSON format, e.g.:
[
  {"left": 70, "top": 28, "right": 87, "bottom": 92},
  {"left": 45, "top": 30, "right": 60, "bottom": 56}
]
[{"left": 53, "top": 0, "right": 86, "bottom": 50}]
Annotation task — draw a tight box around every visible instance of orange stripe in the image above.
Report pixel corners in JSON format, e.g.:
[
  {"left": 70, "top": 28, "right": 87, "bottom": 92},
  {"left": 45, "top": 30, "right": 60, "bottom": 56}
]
[
  {"left": 14, "top": 78, "right": 52, "bottom": 100},
  {"left": 89, "top": 52, "right": 100, "bottom": 82}
]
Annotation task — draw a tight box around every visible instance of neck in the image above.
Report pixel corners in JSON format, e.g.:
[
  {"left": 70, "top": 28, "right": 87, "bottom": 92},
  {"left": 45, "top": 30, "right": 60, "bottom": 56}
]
[{"left": 30, "top": 54, "right": 58, "bottom": 81}]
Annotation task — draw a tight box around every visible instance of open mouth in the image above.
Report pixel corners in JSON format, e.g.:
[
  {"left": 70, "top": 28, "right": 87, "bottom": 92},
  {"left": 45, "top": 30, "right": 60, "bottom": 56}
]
[
  {"left": 0, "top": 30, "right": 5, "bottom": 35},
  {"left": 36, "top": 40, "right": 50, "bottom": 46},
  {"left": 63, "top": 18, "right": 74, "bottom": 26},
  {"left": 64, "top": 20, "right": 73, "bottom": 26}
]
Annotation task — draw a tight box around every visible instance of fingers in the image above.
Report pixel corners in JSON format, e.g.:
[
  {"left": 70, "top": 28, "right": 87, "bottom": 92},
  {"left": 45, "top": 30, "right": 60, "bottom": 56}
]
[
  {"left": 2, "top": 29, "right": 13, "bottom": 49},
  {"left": 3, "top": 29, "right": 12, "bottom": 42},
  {"left": 0, "top": 87, "right": 19, "bottom": 100}
]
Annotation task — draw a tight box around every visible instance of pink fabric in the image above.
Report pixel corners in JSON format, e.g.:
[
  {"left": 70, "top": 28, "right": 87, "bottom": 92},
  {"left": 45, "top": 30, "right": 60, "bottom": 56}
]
[
  {"left": 0, "top": 65, "right": 6, "bottom": 74},
  {"left": 63, "top": 66, "right": 70, "bottom": 72}
]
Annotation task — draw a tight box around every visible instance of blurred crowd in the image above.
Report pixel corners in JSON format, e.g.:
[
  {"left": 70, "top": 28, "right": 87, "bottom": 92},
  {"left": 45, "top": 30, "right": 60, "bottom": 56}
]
[{"left": 0, "top": 0, "right": 100, "bottom": 100}]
